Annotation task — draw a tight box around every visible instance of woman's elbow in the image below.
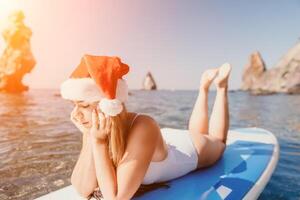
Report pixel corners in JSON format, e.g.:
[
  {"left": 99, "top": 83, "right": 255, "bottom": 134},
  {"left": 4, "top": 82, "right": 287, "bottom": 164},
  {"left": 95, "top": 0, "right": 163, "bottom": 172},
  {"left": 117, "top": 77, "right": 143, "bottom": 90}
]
[
  {"left": 114, "top": 191, "right": 134, "bottom": 200},
  {"left": 114, "top": 194, "right": 131, "bottom": 200},
  {"left": 71, "top": 176, "right": 94, "bottom": 198}
]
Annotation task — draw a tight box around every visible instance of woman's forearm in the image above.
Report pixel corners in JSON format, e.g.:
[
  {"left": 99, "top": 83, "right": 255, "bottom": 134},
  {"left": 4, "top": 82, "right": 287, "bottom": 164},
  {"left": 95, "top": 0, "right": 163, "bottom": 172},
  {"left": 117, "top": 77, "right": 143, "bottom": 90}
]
[
  {"left": 71, "top": 133, "right": 98, "bottom": 197},
  {"left": 91, "top": 139, "right": 118, "bottom": 200}
]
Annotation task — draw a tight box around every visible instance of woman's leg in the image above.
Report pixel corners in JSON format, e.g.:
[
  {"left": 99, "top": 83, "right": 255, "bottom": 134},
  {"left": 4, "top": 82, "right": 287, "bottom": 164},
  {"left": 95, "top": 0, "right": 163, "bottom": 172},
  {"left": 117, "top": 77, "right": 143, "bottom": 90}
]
[
  {"left": 188, "top": 68, "right": 218, "bottom": 135},
  {"left": 208, "top": 63, "right": 231, "bottom": 143},
  {"left": 190, "top": 63, "right": 232, "bottom": 168}
]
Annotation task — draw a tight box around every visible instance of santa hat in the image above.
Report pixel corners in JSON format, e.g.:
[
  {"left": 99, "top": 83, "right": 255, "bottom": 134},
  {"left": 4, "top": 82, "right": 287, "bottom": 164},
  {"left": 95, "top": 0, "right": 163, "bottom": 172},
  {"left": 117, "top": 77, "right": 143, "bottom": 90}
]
[{"left": 60, "top": 55, "right": 130, "bottom": 117}]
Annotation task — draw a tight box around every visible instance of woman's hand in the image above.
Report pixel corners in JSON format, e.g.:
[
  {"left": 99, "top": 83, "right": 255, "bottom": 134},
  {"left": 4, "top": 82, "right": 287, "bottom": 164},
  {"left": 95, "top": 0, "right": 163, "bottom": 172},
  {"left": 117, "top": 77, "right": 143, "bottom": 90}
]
[
  {"left": 90, "top": 109, "right": 111, "bottom": 142},
  {"left": 70, "top": 109, "right": 90, "bottom": 134}
]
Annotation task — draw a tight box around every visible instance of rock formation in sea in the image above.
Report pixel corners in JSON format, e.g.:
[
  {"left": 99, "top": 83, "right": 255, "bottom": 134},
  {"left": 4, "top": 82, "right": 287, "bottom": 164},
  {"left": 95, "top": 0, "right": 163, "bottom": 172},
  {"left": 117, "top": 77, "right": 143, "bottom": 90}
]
[
  {"left": 0, "top": 11, "right": 36, "bottom": 93},
  {"left": 143, "top": 71, "right": 157, "bottom": 90},
  {"left": 241, "top": 42, "right": 300, "bottom": 95}
]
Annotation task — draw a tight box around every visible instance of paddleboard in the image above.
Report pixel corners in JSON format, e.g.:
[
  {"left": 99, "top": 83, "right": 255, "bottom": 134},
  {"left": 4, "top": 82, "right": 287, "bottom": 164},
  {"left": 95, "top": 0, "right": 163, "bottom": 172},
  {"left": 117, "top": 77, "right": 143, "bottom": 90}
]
[{"left": 36, "top": 127, "right": 279, "bottom": 200}]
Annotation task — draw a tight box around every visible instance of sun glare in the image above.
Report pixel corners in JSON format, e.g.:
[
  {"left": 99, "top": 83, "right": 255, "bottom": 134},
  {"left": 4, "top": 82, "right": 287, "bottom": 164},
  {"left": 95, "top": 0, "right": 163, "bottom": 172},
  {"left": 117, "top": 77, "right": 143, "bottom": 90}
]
[
  {"left": 0, "top": 0, "right": 19, "bottom": 10},
  {"left": 0, "top": 0, "right": 22, "bottom": 20},
  {"left": 0, "top": 0, "right": 23, "bottom": 40}
]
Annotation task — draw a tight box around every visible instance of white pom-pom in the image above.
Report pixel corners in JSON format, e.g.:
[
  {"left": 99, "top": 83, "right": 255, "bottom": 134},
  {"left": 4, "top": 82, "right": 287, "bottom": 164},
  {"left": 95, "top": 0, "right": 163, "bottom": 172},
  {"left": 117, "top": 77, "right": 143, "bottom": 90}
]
[{"left": 98, "top": 98, "right": 123, "bottom": 117}]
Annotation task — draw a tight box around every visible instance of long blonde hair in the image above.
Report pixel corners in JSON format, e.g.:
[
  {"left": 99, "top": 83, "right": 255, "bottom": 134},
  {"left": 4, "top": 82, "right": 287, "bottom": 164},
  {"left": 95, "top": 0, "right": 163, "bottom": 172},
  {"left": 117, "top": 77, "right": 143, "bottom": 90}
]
[{"left": 106, "top": 103, "right": 129, "bottom": 167}]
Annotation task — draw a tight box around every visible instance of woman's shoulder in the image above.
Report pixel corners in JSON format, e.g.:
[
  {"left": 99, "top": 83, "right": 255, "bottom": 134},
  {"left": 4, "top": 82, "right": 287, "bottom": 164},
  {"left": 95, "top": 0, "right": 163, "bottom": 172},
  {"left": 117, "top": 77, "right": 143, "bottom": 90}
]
[
  {"left": 128, "top": 113, "right": 161, "bottom": 138},
  {"left": 132, "top": 113, "right": 159, "bottom": 129}
]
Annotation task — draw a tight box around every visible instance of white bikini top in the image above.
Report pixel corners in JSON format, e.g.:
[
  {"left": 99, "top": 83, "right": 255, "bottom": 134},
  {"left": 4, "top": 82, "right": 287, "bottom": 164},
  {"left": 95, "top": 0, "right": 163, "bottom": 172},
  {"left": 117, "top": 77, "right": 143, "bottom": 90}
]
[{"left": 129, "top": 113, "right": 198, "bottom": 185}]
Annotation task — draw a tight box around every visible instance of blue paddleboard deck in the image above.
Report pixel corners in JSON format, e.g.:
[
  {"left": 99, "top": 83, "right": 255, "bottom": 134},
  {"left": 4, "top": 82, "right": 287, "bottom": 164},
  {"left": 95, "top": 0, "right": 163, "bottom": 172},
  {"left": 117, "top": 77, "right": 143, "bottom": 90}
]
[{"left": 36, "top": 127, "right": 279, "bottom": 200}]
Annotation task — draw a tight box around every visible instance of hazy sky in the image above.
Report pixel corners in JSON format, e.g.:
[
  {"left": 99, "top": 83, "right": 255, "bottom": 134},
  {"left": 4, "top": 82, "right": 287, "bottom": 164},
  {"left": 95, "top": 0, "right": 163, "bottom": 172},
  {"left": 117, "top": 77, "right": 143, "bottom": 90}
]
[{"left": 0, "top": 0, "right": 300, "bottom": 90}]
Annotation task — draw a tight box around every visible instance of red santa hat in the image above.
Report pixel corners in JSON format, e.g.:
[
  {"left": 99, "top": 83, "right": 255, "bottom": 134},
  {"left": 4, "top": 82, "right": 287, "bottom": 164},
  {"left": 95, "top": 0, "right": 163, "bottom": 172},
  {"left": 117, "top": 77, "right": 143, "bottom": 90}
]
[{"left": 60, "top": 55, "right": 130, "bottom": 117}]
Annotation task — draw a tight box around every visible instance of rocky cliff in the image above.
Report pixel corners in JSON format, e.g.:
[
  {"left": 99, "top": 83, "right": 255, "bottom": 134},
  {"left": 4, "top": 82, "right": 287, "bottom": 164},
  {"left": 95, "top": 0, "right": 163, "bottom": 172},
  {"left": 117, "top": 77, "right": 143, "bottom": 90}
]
[
  {"left": 241, "top": 42, "right": 300, "bottom": 95},
  {"left": 143, "top": 72, "right": 157, "bottom": 90},
  {"left": 0, "top": 11, "right": 36, "bottom": 93}
]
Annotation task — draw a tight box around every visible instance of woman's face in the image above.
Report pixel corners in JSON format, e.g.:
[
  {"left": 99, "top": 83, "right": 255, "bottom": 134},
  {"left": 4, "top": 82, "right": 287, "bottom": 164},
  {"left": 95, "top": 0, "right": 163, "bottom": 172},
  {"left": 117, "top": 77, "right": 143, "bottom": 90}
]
[{"left": 71, "top": 101, "right": 98, "bottom": 128}]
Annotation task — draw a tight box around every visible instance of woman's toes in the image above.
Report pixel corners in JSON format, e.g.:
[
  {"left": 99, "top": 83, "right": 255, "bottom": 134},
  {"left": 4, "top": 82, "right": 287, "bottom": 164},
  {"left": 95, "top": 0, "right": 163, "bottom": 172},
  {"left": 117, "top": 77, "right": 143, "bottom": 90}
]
[
  {"left": 200, "top": 68, "right": 219, "bottom": 90},
  {"left": 218, "top": 63, "right": 231, "bottom": 79},
  {"left": 214, "top": 63, "right": 232, "bottom": 88}
]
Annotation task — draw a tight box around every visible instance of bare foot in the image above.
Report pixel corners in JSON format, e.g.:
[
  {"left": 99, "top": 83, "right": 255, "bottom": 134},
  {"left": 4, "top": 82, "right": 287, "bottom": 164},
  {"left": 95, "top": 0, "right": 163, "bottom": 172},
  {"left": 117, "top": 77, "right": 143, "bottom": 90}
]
[
  {"left": 200, "top": 68, "right": 219, "bottom": 90},
  {"left": 214, "top": 63, "right": 232, "bottom": 89}
]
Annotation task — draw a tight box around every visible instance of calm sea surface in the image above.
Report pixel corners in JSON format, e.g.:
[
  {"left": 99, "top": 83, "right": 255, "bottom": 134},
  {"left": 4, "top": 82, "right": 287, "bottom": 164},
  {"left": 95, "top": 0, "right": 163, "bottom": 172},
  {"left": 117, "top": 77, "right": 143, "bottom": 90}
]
[{"left": 0, "top": 89, "right": 299, "bottom": 200}]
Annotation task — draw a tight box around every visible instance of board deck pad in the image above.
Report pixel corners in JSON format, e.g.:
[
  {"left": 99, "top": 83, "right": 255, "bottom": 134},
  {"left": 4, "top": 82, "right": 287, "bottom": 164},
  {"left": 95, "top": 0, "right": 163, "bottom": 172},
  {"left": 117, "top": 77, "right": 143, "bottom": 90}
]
[{"left": 36, "top": 127, "right": 279, "bottom": 200}]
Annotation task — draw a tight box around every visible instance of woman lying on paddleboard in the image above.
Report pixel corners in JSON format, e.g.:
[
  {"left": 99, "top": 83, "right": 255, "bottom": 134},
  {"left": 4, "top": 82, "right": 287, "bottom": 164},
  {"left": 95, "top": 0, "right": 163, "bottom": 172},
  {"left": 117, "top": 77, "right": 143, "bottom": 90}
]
[{"left": 60, "top": 55, "right": 232, "bottom": 200}]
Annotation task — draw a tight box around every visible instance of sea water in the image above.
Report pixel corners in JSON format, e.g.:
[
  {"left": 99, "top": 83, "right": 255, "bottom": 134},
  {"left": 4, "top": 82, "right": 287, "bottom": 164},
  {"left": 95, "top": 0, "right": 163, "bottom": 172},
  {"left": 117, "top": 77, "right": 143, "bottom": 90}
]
[{"left": 0, "top": 89, "right": 299, "bottom": 199}]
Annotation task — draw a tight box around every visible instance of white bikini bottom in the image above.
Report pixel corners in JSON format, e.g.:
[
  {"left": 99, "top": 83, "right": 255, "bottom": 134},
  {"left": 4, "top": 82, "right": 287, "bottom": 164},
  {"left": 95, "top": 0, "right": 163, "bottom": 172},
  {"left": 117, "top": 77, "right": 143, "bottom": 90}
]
[{"left": 142, "top": 128, "right": 199, "bottom": 185}]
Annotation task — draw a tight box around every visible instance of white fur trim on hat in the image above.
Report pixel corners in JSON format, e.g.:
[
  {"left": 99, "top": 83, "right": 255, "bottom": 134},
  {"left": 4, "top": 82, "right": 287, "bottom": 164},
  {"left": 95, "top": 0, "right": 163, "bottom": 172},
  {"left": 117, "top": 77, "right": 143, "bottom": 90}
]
[
  {"left": 60, "top": 78, "right": 128, "bottom": 103},
  {"left": 98, "top": 98, "right": 123, "bottom": 116}
]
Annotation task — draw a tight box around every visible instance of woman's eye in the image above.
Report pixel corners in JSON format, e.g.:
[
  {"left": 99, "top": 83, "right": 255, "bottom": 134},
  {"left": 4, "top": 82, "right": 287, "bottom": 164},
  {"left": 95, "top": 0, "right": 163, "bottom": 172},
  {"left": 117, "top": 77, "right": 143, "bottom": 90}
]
[{"left": 82, "top": 104, "right": 90, "bottom": 108}]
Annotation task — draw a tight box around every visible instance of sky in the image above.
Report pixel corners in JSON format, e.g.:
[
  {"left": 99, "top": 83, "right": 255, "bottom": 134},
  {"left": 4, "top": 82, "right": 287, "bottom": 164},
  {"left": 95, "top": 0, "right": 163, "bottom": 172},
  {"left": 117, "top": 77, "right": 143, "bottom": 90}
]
[{"left": 0, "top": 0, "right": 300, "bottom": 90}]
